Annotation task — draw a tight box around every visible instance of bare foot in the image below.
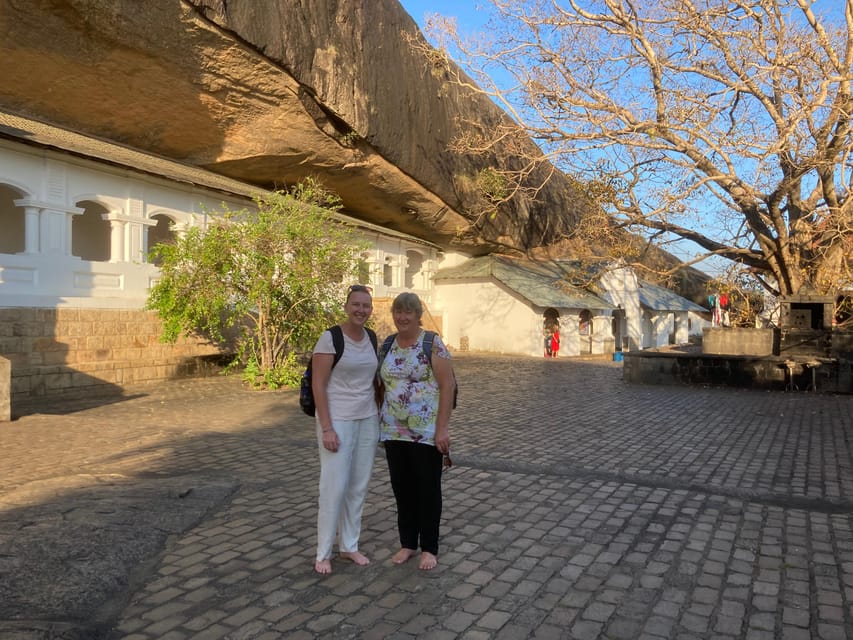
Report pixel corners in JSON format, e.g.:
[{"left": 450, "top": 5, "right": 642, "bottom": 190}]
[
  {"left": 314, "top": 559, "right": 332, "bottom": 574},
  {"left": 418, "top": 552, "right": 438, "bottom": 570},
  {"left": 339, "top": 550, "right": 370, "bottom": 566},
  {"left": 392, "top": 548, "right": 417, "bottom": 564}
]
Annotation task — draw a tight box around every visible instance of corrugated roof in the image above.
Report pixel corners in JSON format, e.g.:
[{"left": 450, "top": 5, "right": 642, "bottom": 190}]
[
  {"left": 435, "top": 255, "right": 615, "bottom": 310},
  {"left": 638, "top": 280, "right": 708, "bottom": 312}
]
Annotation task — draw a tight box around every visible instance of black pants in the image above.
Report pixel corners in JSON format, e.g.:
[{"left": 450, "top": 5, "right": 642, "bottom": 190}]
[{"left": 384, "top": 440, "right": 443, "bottom": 555}]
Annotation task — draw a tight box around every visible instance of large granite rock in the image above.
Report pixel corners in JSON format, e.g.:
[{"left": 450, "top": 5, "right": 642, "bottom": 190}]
[{"left": 0, "top": 0, "right": 584, "bottom": 253}]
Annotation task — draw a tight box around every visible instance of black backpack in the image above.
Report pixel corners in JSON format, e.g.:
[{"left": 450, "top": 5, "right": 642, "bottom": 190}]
[
  {"left": 300, "top": 326, "right": 378, "bottom": 417},
  {"left": 379, "top": 331, "right": 457, "bottom": 409}
]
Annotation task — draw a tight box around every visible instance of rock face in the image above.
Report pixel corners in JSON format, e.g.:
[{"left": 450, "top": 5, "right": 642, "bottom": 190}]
[{"left": 0, "top": 0, "right": 585, "bottom": 253}]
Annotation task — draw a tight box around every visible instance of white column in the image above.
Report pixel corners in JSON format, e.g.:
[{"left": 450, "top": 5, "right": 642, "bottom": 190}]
[
  {"left": 22, "top": 206, "right": 40, "bottom": 254},
  {"left": 107, "top": 218, "right": 125, "bottom": 262},
  {"left": 103, "top": 213, "right": 157, "bottom": 263},
  {"left": 131, "top": 218, "right": 157, "bottom": 263},
  {"left": 46, "top": 208, "right": 75, "bottom": 255},
  {"left": 14, "top": 199, "right": 83, "bottom": 256}
]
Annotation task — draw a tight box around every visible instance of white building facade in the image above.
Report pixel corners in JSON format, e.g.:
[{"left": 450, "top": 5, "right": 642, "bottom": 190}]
[
  {"left": 0, "top": 114, "right": 443, "bottom": 399},
  {"left": 0, "top": 112, "right": 707, "bottom": 400}
]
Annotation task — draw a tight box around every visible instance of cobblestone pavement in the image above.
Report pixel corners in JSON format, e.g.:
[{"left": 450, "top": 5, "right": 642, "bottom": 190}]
[{"left": 2, "top": 354, "right": 852, "bottom": 639}]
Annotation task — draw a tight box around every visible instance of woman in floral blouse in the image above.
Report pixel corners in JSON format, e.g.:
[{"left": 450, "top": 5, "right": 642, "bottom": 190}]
[{"left": 379, "top": 292, "right": 454, "bottom": 570}]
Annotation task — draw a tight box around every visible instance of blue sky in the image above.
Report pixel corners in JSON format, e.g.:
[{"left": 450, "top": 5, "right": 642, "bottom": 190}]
[
  {"left": 397, "top": 1, "right": 715, "bottom": 269},
  {"left": 400, "top": 0, "right": 839, "bottom": 29},
  {"left": 399, "top": 1, "right": 488, "bottom": 32},
  {"left": 396, "top": 1, "right": 842, "bottom": 276}
]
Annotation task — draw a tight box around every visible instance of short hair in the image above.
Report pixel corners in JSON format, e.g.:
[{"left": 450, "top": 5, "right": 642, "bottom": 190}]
[{"left": 391, "top": 292, "right": 423, "bottom": 319}]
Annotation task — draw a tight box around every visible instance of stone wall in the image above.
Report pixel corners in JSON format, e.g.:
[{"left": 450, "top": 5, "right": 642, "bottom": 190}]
[
  {"left": 0, "top": 308, "right": 229, "bottom": 400},
  {"left": 368, "top": 297, "right": 442, "bottom": 346},
  {"left": 0, "top": 301, "right": 446, "bottom": 404},
  {"left": 702, "top": 327, "right": 777, "bottom": 356},
  {"left": 623, "top": 349, "right": 852, "bottom": 394},
  {"left": 0, "top": 356, "right": 9, "bottom": 420}
]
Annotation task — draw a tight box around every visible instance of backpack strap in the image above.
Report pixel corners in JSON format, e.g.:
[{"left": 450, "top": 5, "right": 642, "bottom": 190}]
[
  {"left": 422, "top": 331, "right": 457, "bottom": 408},
  {"left": 380, "top": 331, "right": 439, "bottom": 366},
  {"left": 330, "top": 325, "right": 378, "bottom": 367},
  {"left": 422, "top": 330, "right": 437, "bottom": 366},
  {"left": 329, "top": 325, "right": 345, "bottom": 368},
  {"left": 379, "top": 333, "right": 396, "bottom": 363},
  {"left": 365, "top": 327, "right": 379, "bottom": 357},
  {"left": 382, "top": 331, "right": 437, "bottom": 365}
]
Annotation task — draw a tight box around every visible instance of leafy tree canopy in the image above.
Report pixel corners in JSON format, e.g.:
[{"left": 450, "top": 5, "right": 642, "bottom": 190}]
[{"left": 147, "top": 179, "right": 365, "bottom": 388}]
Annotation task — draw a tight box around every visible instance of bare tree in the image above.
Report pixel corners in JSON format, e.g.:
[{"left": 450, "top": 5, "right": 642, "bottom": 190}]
[{"left": 421, "top": 0, "right": 853, "bottom": 297}]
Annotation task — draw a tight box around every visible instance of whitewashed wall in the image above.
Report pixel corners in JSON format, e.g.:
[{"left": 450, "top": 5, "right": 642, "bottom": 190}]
[
  {"left": 0, "top": 139, "right": 447, "bottom": 398},
  {"left": 355, "top": 232, "right": 440, "bottom": 306},
  {"left": 433, "top": 280, "right": 545, "bottom": 356},
  {"left": 0, "top": 139, "right": 442, "bottom": 311},
  {"left": 644, "top": 311, "right": 675, "bottom": 348},
  {"left": 1, "top": 138, "right": 679, "bottom": 364},
  {"left": 432, "top": 278, "right": 617, "bottom": 358},
  {"left": 0, "top": 139, "right": 246, "bottom": 308},
  {"left": 598, "top": 266, "right": 644, "bottom": 351},
  {"left": 688, "top": 311, "right": 711, "bottom": 336}
]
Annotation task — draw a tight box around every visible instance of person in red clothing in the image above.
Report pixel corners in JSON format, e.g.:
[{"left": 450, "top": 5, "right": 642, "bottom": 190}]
[
  {"left": 550, "top": 327, "right": 560, "bottom": 358},
  {"left": 543, "top": 317, "right": 561, "bottom": 357}
]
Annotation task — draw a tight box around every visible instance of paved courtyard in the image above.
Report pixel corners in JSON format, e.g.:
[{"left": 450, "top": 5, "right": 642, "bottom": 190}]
[{"left": 1, "top": 354, "right": 852, "bottom": 639}]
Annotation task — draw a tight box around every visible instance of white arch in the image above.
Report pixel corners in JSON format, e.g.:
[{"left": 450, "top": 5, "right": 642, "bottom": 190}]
[
  {"left": 0, "top": 178, "right": 33, "bottom": 199},
  {"left": 404, "top": 248, "right": 426, "bottom": 289},
  {"left": 72, "top": 193, "right": 124, "bottom": 213},
  {"left": 147, "top": 209, "right": 181, "bottom": 224}
]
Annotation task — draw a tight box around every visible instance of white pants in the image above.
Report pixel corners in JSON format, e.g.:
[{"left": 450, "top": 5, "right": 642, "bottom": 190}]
[{"left": 316, "top": 415, "right": 379, "bottom": 561}]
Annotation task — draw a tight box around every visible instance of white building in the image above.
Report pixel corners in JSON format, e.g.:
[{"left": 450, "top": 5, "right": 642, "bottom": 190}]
[
  {"left": 0, "top": 110, "right": 707, "bottom": 399},
  {"left": 599, "top": 265, "right": 709, "bottom": 350},
  {"left": 433, "top": 256, "right": 708, "bottom": 358},
  {"left": 0, "top": 111, "right": 441, "bottom": 398}
]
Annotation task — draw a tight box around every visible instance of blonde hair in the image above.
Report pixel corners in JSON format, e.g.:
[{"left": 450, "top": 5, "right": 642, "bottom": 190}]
[
  {"left": 345, "top": 284, "right": 373, "bottom": 303},
  {"left": 391, "top": 292, "right": 424, "bottom": 320}
]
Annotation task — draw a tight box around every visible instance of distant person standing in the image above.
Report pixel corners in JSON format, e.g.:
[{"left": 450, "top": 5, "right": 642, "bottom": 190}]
[
  {"left": 550, "top": 326, "right": 560, "bottom": 358},
  {"left": 544, "top": 317, "right": 560, "bottom": 357},
  {"left": 311, "top": 284, "right": 380, "bottom": 575},
  {"left": 379, "top": 292, "right": 454, "bottom": 571}
]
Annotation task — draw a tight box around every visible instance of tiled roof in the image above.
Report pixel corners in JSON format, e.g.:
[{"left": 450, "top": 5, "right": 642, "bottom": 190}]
[
  {"left": 435, "top": 255, "right": 615, "bottom": 310},
  {"left": 637, "top": 280, "right": 708, "bottom": 312},
  {"left": 0, "top": 110, "right": 439, "bottom": 248}
]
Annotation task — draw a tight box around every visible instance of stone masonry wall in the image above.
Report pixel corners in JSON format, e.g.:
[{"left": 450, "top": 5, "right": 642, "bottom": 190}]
[
  {"left": 0, "top": 356, "right": 9, "bottom": 420},
  {"left": 369, "top": 298, "right": 442, "bottom": 344},
  {"left": 0, "top": 308, "right": 228, "bottom": 400}
]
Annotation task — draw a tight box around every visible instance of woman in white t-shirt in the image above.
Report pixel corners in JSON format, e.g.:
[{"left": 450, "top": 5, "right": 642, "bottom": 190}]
[{"left": 311, "top": 284, "right": 379, "bottom": 574}]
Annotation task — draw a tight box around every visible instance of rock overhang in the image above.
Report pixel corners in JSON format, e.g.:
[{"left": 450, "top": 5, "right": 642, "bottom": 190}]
[{"left": 0, "top": 0, "right": 585, "bottom": 255}]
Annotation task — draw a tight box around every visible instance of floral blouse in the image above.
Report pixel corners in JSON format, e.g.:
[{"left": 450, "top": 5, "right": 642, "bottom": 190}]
[{"left": 379, "top": 330, "right": 451, "bottom": 446}]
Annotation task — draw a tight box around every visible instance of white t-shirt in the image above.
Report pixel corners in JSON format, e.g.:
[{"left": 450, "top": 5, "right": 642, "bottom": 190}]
[{"left": 312, "top": 328, "right": 378, "bottom": 420}]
